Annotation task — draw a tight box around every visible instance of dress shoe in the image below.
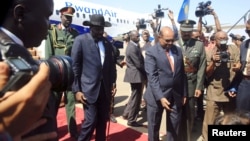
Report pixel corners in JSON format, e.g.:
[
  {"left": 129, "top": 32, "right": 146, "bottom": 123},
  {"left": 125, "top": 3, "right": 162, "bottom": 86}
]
[
  {"left": 110, "top": 114, "right": 117, "bottom": 123},
  {"left": 127, "top": 122, "right": 143, "bottom": 127},
  {"left": 122, "top": 115, "right": 128, "bottom": 120},
  {"left": 70, "top": 133, "right": 78, "bottom": 140}
]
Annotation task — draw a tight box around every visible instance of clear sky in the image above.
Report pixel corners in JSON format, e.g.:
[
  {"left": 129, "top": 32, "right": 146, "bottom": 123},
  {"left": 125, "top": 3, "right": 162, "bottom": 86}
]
[{"left": 84, "top": 0, "right": 250, "bottom": 36}]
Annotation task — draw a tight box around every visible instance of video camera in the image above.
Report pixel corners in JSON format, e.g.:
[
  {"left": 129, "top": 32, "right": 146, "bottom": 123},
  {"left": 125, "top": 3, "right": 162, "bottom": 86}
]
[
  {"left": 152, "top": 4, "right": 168, "bottom": 19},
  {"left": 229, "top": 33, "right": 246, "bottom": 41},
  {"left": 195, "top": 1, "right": 213, "bottom": 17},
  {"left": 0, "top": 43, "right": 74, "bottom": 97},
  {"left": 137, "top": 18, "right": 147, "bottom": 29}
]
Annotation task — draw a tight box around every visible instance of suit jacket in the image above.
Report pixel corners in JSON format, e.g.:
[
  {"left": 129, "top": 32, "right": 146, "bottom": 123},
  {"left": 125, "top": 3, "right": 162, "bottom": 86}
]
[
  {"left": 144, "top": 42, "right": 187, "bottom": 107},
  {"left": 123, "top": 41, "right": 146, "bottom": 83},
  {"left": 231, "top": 39, "right": 250, "bottom": 89},
  {"left": 71, "top": 33, "right": 116, "bottom": 104}
]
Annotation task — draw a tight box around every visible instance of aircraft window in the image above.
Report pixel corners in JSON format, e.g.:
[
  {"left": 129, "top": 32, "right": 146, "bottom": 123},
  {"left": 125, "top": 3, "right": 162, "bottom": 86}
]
[
  {"left": 83, "top": 14, "right": 85, "bottom": 19},
  {"left": 117, "top": 19, "right": 119, "bottom": 23},
  {"left": 56, "top": 10, "right": 59, "bottom": 15},
  {"left": 123, "top": 20, "right": 126, "bottom": 23},
  {"left": 108, "top": 17, "right": 111, "bottom": 22},
  {"left": 120, "top": 19, "right": 122, "bottom": 23},
  {"left": 76, "top": 13, "right": 79, "bottom": 18},
  {"left": 127, "top": 20, "right": 129, "bottom": 24}
]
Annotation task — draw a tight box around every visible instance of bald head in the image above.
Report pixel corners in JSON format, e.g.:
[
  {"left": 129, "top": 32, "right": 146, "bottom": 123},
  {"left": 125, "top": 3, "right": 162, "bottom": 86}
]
[
  {"left": 215, "top": 31, "right": 228, "bottom": 39},
  {"left": 158, "top": 26, "right": 175, "bottom": 49},
  {"left": 159, "top": 26, "right": 174, "bottom": 38},
  {"left": 129, "top": 30, "right": 140, "bottom": 43},
  {"left": 215, "top": 31, "right": 228, "bottom": 48}
]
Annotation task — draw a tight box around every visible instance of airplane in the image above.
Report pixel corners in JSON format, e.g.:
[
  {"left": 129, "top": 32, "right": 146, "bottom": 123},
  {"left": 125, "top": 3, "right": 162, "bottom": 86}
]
[
  {"left": 36, "top": 0, "right": 248, "bottom": 58},
  {"left": 36, "top": 0, "right": 160, "bottom": 58}
]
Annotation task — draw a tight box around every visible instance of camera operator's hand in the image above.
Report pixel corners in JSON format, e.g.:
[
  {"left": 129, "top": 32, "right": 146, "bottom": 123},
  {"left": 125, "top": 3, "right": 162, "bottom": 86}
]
[
  {"left": 135, "top": 21, "right": 140, "bottom": 31},
  {"left": 207, "top": 6, "right": 215, "bottom": 15},
  {"left": 211, "top": 52, "right": 221, "bottom": 62},
  {"left": 167, "top": 10, "right": 174, "bottom": 21},
  {"left": 149, "top": 20, "right": 157, "bottom": 32},
  {"left": 0, "top": 62, "right": 10, "bottom": 91},
  {"left": 232, "top": 62, "right": 241, "bottom": 72},
  {"left": 0, "top": 63, "right": 52, "bottom": 137},
  {"left": 228, "top": 91, "right": 237, "bottom": 98},
  {"left": 75, "top": 91, "right": 87, "bottom": 105}
]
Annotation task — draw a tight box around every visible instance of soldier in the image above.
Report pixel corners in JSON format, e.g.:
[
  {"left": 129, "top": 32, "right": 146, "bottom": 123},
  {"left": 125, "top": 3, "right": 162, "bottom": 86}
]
[
  {"left": 178, "top": 19, "right": 206, "bottom": 141},
  {"left": 45, "top": 6, "right": 79, "bottom": 139}
]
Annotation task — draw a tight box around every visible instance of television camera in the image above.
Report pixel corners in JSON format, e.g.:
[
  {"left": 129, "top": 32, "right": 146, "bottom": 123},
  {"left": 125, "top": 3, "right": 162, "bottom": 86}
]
[
  {"left": 229, "top": 33, "right": 246, "bottom": 41},
  {"left": 151, "top": 4, "right": 168, "bottom": 19},
  {"left": 137, "top": 4, "right": 168, "bottom": 29},
  {"left": 195, "top": 1, "right": 213, "bottom": 17},
  {"left": 0, "top": 43, "right": 74, "bottom": 97}
]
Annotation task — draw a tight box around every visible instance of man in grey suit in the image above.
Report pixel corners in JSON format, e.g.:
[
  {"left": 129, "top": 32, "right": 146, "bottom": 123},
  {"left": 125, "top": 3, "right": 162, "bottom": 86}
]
[
  {"left": 144, "top": 26, "right": 187, "bottom": 141},
  {"left": 71, "top": 14, "right": 116, "bottom": 141},
  {"left": 122, "top": 30, "right": 147, "bottom": 127}
]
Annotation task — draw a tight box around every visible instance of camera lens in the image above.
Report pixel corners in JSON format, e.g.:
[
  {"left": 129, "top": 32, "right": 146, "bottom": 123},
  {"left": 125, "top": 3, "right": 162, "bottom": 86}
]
[
  {"left": 44, "top": 55, "right": 74, "bottom": 92},
  {"left": 37, "top": 55, "right": 74, "bottom": 92}
]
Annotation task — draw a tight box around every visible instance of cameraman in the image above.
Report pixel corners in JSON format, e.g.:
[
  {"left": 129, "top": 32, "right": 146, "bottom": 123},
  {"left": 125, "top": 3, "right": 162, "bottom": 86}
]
[
  {"left": 202, "top": 31, "right": 240, "bottom": 141},
  {"left": 196, "top": 6, "right": 222, "bottom": 47},
  {"left": 229, "top": 33, "right": 245, "bottom": 49},
  {"left": 0, "top": 0, "right": 57, "bottom": 140}
]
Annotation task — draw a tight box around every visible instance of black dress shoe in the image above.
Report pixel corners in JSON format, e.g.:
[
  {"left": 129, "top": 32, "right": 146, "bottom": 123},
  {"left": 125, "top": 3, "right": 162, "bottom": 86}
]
[
  {"left": 70, "top": 133, "right": 79, "bottom": 140},
  {"left": 127, "top": 122, "right": 143, "bottom": 127},
  {"left": 122, "top": 115, "right": 128, "bottom": 120},
  {"left": 110, "top": 114, "right": 117, "bottom": 123}
]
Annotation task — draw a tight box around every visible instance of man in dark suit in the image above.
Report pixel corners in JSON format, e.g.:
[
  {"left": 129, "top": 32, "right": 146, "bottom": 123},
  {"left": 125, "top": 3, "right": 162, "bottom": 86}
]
[
  {"left": 122, "top": 30, "right": 147, "bottom": 127},
  {"left": 144, "top": 26, "right": 187, "bottom": 141},
  {"left": 233, "top": 18, "right": 250, "bottom": 111},
  {"left": 71, "top": 14, "right": 116, "bottom": 141}
]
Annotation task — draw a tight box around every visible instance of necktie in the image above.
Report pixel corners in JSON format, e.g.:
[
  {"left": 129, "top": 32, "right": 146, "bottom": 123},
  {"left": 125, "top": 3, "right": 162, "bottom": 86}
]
[{"left": 166, "top": 50, "right": 174, "bottom": 72}]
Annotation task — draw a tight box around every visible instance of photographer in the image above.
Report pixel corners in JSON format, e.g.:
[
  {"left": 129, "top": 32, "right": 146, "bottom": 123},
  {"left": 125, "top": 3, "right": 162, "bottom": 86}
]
[
  {"left": 229, "top": 33, "right": 245, "bottom": 49},
  {"left": 202, "top": 31, "right": 241, "bottom": 141},
  {"left": 0, "top": 0, "right": 58, "bottom": 140}
]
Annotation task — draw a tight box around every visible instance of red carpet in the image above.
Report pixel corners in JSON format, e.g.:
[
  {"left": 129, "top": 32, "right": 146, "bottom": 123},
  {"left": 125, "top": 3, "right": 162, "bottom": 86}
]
[{"left": 57, "top": 107, "right": 148, "bottom": 141}]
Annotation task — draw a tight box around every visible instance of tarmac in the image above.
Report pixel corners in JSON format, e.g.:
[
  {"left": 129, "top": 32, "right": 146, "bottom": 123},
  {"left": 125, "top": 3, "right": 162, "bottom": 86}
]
[{"left": 105, "top": 48, "right": 204, "bottom": 141}]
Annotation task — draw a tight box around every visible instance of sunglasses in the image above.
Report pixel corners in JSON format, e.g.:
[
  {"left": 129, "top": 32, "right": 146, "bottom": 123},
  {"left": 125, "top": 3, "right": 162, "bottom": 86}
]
[{"left": 245, "top": 29, "right": 250, "bottom": 34}]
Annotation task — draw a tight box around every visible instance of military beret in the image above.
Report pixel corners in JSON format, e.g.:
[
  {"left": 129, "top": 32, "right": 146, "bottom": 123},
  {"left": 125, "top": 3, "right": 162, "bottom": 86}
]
[
  {"left": 179, "top": 19, "right": 196, "bottom": 32},
  {"left": 59, "top": 7, "right": 75, "bottom": 17}
]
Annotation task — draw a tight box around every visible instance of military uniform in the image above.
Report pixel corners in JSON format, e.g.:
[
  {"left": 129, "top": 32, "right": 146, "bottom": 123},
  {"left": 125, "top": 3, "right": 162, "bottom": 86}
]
[
  {"left": 178, "top": 20, "right": 206, "bottom": 141},
  {"left": 45, "top": 6, "right": 79, "bottom": 139},
  {"left": 181, "top": 38, "right": 206, "bottom": 140},
  {"left": 202, "top": 44, "right": 239, "bottom": 141}
]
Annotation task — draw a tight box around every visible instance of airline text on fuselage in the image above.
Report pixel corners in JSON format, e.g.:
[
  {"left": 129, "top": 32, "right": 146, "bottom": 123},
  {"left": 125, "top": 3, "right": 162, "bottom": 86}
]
[{"left": 65, "top": 2, "right": 117, "bottom": 18}]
